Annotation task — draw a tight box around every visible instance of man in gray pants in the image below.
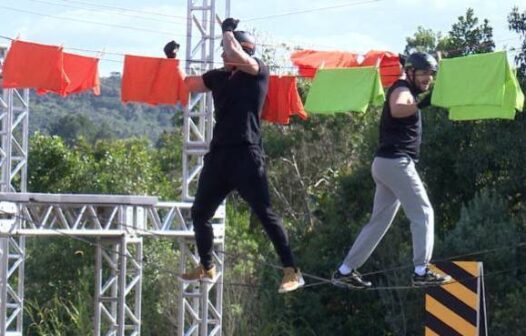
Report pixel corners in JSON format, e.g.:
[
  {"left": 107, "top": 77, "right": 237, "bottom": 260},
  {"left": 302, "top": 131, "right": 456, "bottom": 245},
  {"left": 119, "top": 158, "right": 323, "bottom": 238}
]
[{"left": 332, "top": 52, "right": 451, "bottom": 288}]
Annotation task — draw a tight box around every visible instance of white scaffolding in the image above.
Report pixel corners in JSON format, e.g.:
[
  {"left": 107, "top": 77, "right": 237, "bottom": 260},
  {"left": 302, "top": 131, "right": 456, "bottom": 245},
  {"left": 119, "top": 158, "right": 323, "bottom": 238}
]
[
  {"left": 0, "top": 44, "right": 28, "bottom": 335},
  {"left": 179, "top": 1, "right": 229, "bottom": 334}
]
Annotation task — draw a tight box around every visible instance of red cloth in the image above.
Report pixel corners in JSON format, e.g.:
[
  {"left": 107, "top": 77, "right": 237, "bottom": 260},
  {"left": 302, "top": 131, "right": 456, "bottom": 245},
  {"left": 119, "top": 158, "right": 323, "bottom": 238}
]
[
  {"left": 262, "top": 75, "right": 307, "bottom": 124},
  {"left": 360, "top": 50, "right": 401, "bottom": 87},
  {"left": 290, "top": 50, "right": 360, "bottom": 78},
  {"left": 2, "top": 40, "right": 69, "bottom": 92},
  {"left": 121, "top": 55, "right": 188, "bottom": 106},
  {"left": 37, "top": 52, "right": 100, "bottom": 96}
]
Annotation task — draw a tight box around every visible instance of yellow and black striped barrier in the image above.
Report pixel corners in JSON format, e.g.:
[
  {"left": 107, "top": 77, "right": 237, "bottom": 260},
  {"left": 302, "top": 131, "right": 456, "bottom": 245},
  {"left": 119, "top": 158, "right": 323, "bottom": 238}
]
[{"left": 425, "top": 261, "right": 487, "bottom": 336}]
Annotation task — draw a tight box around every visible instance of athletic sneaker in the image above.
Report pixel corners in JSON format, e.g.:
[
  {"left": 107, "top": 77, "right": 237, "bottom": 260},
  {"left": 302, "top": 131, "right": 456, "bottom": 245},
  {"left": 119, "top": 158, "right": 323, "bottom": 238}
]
[
  {"left": 179, "top": 264, "right": 216, "bottom": 282},
  {"left": 278, "top": 267, "right": 305, "bottom": 293},
  {"left": 331, "top": 270, "right": 372, "bottom": 289},
  {"left": 412, "top": 268, "right": 452, "bottom": 287}
]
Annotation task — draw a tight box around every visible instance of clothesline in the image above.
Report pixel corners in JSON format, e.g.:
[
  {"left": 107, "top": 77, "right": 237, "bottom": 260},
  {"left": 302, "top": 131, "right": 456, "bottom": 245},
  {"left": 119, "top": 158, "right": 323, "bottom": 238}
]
[
  {"left": 7, "top": 0, "right": 390, "bottom": 33},
  {"left": 1, "top": 36, "right": 524, "bottom": 123},
  {"left": 0, "top": 34, "right": 518, "bottom": 74},
  {"left": 0, "top": 39, "right": 309, "bottom": 124},
  {"left": 26, "top": 0, "right": 191, "bottom": 26}
]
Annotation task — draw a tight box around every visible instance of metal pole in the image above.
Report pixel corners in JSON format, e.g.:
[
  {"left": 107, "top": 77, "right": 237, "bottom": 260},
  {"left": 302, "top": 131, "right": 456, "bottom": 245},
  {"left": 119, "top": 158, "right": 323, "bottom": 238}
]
[{"left": 94, "top": 242, "right": 102, "bottom": 336}]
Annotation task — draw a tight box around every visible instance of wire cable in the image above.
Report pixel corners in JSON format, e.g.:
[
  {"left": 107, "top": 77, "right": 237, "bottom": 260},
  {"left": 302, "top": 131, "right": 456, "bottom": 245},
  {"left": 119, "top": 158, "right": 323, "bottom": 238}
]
[
  {"left": 22, "top": 0, "right": 188, "bottom": 26},
  {"left": 1, "top": 207, "right": 525, "bottom": 292},
  {"left": 245, "top": 0, "right": 384, "bottom": 22},
  {"left": 55, "top": 0, "right": 190, "bottom": 20},
  {"left": 1, "top": 33, "right": 520, "bottom": 74},
  {"left": 0, "top": 5, "right": 185, "bottom": 37}
]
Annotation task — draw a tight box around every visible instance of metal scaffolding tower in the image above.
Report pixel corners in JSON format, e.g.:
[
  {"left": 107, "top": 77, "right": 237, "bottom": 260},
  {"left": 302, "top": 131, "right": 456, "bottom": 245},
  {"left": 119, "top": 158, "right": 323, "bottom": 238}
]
[
  {"left": 0, "top": 44, "right": 28, "bottom": 336},
  {"left": 0, "top": 0, "right": 230, "bottom": 334},
  {"left": 180, "top": 1, "right": 230, "bottom": 335}
]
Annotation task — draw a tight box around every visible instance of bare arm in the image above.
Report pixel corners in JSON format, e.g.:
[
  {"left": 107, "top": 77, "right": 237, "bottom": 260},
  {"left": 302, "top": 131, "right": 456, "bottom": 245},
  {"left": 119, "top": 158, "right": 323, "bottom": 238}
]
[
  {"left": 184, "top": 75, "right": 209, "bottom": 93},
  {"left": 389, "top": 86, "right": 419, "bottom": 118},
  {"left": 162, "top": 40, "right": 209, "bottom": 93},
  {"left": 222, "top": 31, "right": 259, "bottom": 75}
]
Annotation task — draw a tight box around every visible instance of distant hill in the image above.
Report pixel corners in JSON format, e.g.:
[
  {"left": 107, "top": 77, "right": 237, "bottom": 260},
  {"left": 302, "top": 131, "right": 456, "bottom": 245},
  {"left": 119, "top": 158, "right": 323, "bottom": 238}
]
[{"left": 29, "top": 73, "right": 183, "bottom": 142}]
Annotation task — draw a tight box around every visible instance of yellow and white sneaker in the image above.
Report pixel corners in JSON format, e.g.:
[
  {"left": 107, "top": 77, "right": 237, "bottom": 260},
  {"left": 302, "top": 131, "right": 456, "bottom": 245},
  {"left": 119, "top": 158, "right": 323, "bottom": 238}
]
[
  {"left": 179, "top": 264, "right": 216, "bottom": 282},
  {"left": 278, "top": 267, "right": 305, "bottom": 293}
]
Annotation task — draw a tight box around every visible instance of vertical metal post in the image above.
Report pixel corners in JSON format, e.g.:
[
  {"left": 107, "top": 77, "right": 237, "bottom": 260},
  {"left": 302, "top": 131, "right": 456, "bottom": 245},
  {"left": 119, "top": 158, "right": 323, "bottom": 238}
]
[
  {"left": 179, "top": 1, "right": 229, "bottom": 335},
  {"left": 0, "top": 44, "right": 28, "bottom": 335},
  {"left": 117, "top": 236, "right": 126, "bottom": 336},
  {"left": 0, "top": 238, "right": 8, "bottom": 334},
  {"left": 94, "top": 241, "right": 102, "bottom": 336}
]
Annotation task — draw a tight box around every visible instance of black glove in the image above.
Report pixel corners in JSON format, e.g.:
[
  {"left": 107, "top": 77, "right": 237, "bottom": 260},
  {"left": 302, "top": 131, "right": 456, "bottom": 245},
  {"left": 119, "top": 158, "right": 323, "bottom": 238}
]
[
  {"left": 221, "top": 18, "right": 239, "bottom": 33},
  {"left": 163, "top": 41, "right": 180, "bottom": 59},
  {"left": 417, "top": 89, "right": 433, "bottom": 109}
]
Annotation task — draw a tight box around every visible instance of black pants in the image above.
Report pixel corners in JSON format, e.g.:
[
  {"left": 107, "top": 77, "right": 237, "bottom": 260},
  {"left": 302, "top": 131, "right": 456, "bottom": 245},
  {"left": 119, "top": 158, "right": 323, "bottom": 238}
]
[{"left": 191, "top": 145, "right": 295, "bottom": 270}]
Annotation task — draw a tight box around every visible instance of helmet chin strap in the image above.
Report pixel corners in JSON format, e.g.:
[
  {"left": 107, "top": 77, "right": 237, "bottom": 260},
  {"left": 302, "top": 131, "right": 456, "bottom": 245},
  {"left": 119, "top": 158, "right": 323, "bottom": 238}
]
[{"left": 406, "top": 69, "right": 423, "bottom": 94}]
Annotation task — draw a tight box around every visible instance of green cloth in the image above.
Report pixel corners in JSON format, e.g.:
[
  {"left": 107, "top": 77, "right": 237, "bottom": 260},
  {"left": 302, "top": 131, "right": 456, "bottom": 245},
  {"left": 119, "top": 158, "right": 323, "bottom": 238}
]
[
  {"left": 305, "top": 66, "right": 385, "bottom": 114},
  {"left": 432, "top": 51, "right": 524, "bottom": 120}
]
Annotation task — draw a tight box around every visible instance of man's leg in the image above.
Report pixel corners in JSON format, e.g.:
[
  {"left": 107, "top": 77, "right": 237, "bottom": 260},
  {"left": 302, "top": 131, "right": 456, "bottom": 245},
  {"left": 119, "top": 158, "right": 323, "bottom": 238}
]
[
  {"left": 377, "top": 157, "right": 451, "bottom": 285},
  {"left": 339, "top": 158, "right": 401, "bottom": 274},
  {"left": 232, "top": 147, "right": 304, "bottom": 293},
  {"left": 375, "top": 157, "right": 434, "bottom": 268},
  {"left": 191, "top": 152, "right": 232, "bottom": 270},
  {"left": 233, "top": 147, "right": 295, "bottom": 268}
]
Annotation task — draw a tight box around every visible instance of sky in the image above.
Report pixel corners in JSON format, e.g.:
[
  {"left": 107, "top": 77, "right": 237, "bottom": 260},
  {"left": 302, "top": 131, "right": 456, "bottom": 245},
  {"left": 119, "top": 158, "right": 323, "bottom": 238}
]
[{"left": 1, "top": 0, "right": 526, "bottom": 76}]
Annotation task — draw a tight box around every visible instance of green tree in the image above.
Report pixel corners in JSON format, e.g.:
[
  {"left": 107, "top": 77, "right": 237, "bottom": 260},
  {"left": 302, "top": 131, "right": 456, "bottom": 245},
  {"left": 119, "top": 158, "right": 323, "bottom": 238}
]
[
  {"left": 404, "top": 26, "right": 448, "bottom": 54},
  {"left": 442, "top": 8, "right": 495, "bottom": 57},
  {"left": 48, "top": 114, "right": 114, "bottom": 146},
  {"left": 440, "top": 189, "right": 524, "bottom": 336},
  {"left": 26, "top": 133, "right": 180, "bottom": 335},
  {"left": 508, "top": 6, "right": 526, "bottom": 84},
  {"left": 28, "top": 132, "right": 86, "bottom": 193}
]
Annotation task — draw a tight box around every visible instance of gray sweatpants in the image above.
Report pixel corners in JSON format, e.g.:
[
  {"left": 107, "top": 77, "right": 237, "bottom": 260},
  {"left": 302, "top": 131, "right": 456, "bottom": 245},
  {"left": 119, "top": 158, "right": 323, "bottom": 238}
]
[{"left": 341, "top": 156, "right": 434, "bottom": 269}]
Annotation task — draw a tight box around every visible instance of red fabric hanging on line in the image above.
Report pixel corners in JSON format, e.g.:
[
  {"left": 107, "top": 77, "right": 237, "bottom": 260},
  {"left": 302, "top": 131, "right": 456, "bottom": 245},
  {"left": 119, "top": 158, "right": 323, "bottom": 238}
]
[
  {"left": 290, "top": 50, "right": 360, "bottom": 78},
  {"left": 121, "top": 55, "right": 188, "bottom": 106},
  {"left": 360, "top": 50, "right": 401, "bottom": 87},
  {"left": 37, "top": 52, "right": 100, "bottom": 96},
  {"left": 290, "top": 49, "right": 402, "bottom": 87},
  {"left": 1, "top": 39, "right": 69, "bottom": 92},
  {"left": 262, "top": 75, "right": 307, "bottom": 124}
]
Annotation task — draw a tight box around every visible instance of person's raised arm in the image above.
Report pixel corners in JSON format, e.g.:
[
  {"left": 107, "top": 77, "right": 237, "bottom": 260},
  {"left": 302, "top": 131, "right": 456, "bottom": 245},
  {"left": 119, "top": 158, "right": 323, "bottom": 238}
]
[
  {"left": 389, "top": 86, "right": 419, "bottom": 118},
  {"left": 163, "top": 40, "right": 209, "bottom": 93},
  {"left": 221, "top": 18, "right": 259, "bottom": 75}
]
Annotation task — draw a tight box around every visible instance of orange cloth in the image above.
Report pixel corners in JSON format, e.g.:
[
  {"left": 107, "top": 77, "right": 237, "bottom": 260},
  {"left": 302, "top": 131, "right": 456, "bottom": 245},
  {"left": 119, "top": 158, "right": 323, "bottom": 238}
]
[
  {"left": 360, "top": 50, "right": 401, "bottom": 87},
  {"left": 121, "top": 55, "right": 188, "bottom": 106},
  {"left": 262, "top": 75, "right": 307, "bottom": 124},
  {"left": 2, "top": 39, "right": 69, "bottom": 92},
  {"left": 290, "top": 50, "right": 360, "bottom": 78},
  {"left": 37, "top": 52, "right": 100, "bottom": 96}
]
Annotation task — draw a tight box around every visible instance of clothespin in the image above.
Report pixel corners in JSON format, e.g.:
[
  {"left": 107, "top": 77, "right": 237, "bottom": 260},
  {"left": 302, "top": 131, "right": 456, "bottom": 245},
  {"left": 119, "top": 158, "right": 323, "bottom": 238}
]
[
  {"left": 96, "top": 48, "right": 106, "bottom": 60},
  {"left": 375, "top": 57, "right": 382, "bottom": 69},
  {"left": 215, "top": 14, "right": 222, "bottom": 26}
]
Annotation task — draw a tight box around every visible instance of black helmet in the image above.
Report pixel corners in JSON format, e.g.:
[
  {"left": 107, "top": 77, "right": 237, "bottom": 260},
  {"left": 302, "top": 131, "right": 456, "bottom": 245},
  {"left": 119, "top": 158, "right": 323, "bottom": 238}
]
[
  {"left": 233, "top": 31, "right": 256, "bottom": 56},
  {"left": 404, "top": 52, "right": 438, "bottom": 72}
]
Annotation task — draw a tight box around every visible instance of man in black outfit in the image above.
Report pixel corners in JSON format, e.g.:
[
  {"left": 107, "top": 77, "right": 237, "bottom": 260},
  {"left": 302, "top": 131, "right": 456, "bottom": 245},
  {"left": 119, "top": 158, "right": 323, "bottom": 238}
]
[{"left": 164, "top": 18, "right": 304, "bottom": 293}]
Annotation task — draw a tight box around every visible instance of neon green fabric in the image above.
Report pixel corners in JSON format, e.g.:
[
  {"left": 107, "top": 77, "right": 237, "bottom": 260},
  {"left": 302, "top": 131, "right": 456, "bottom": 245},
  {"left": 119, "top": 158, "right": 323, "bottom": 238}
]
[
  {"left": 432, "top": 51, "right": 524, "bottom": 120},
  {"left": 305, "top": 66, "right": 385, "bottom": 114}
]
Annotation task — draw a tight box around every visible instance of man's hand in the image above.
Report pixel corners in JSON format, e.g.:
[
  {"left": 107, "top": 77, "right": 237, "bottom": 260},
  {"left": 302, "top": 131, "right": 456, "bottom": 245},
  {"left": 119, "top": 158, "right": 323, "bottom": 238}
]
[
  {"left": 163, "top": 41, "right": 180, "bottom": 59},
  {"left": 221, "top": 18, "right": 239, "bottom": 33},
  {"left": 417, "top": 89, "right": 433, "bottom": 109}
]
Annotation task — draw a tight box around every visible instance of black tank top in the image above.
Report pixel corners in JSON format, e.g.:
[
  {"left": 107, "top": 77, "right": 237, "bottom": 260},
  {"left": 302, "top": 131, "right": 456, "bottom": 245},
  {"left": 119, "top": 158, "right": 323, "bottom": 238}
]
[{"left": 375, "top": 79, "right": 422, "bottom": 160}]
